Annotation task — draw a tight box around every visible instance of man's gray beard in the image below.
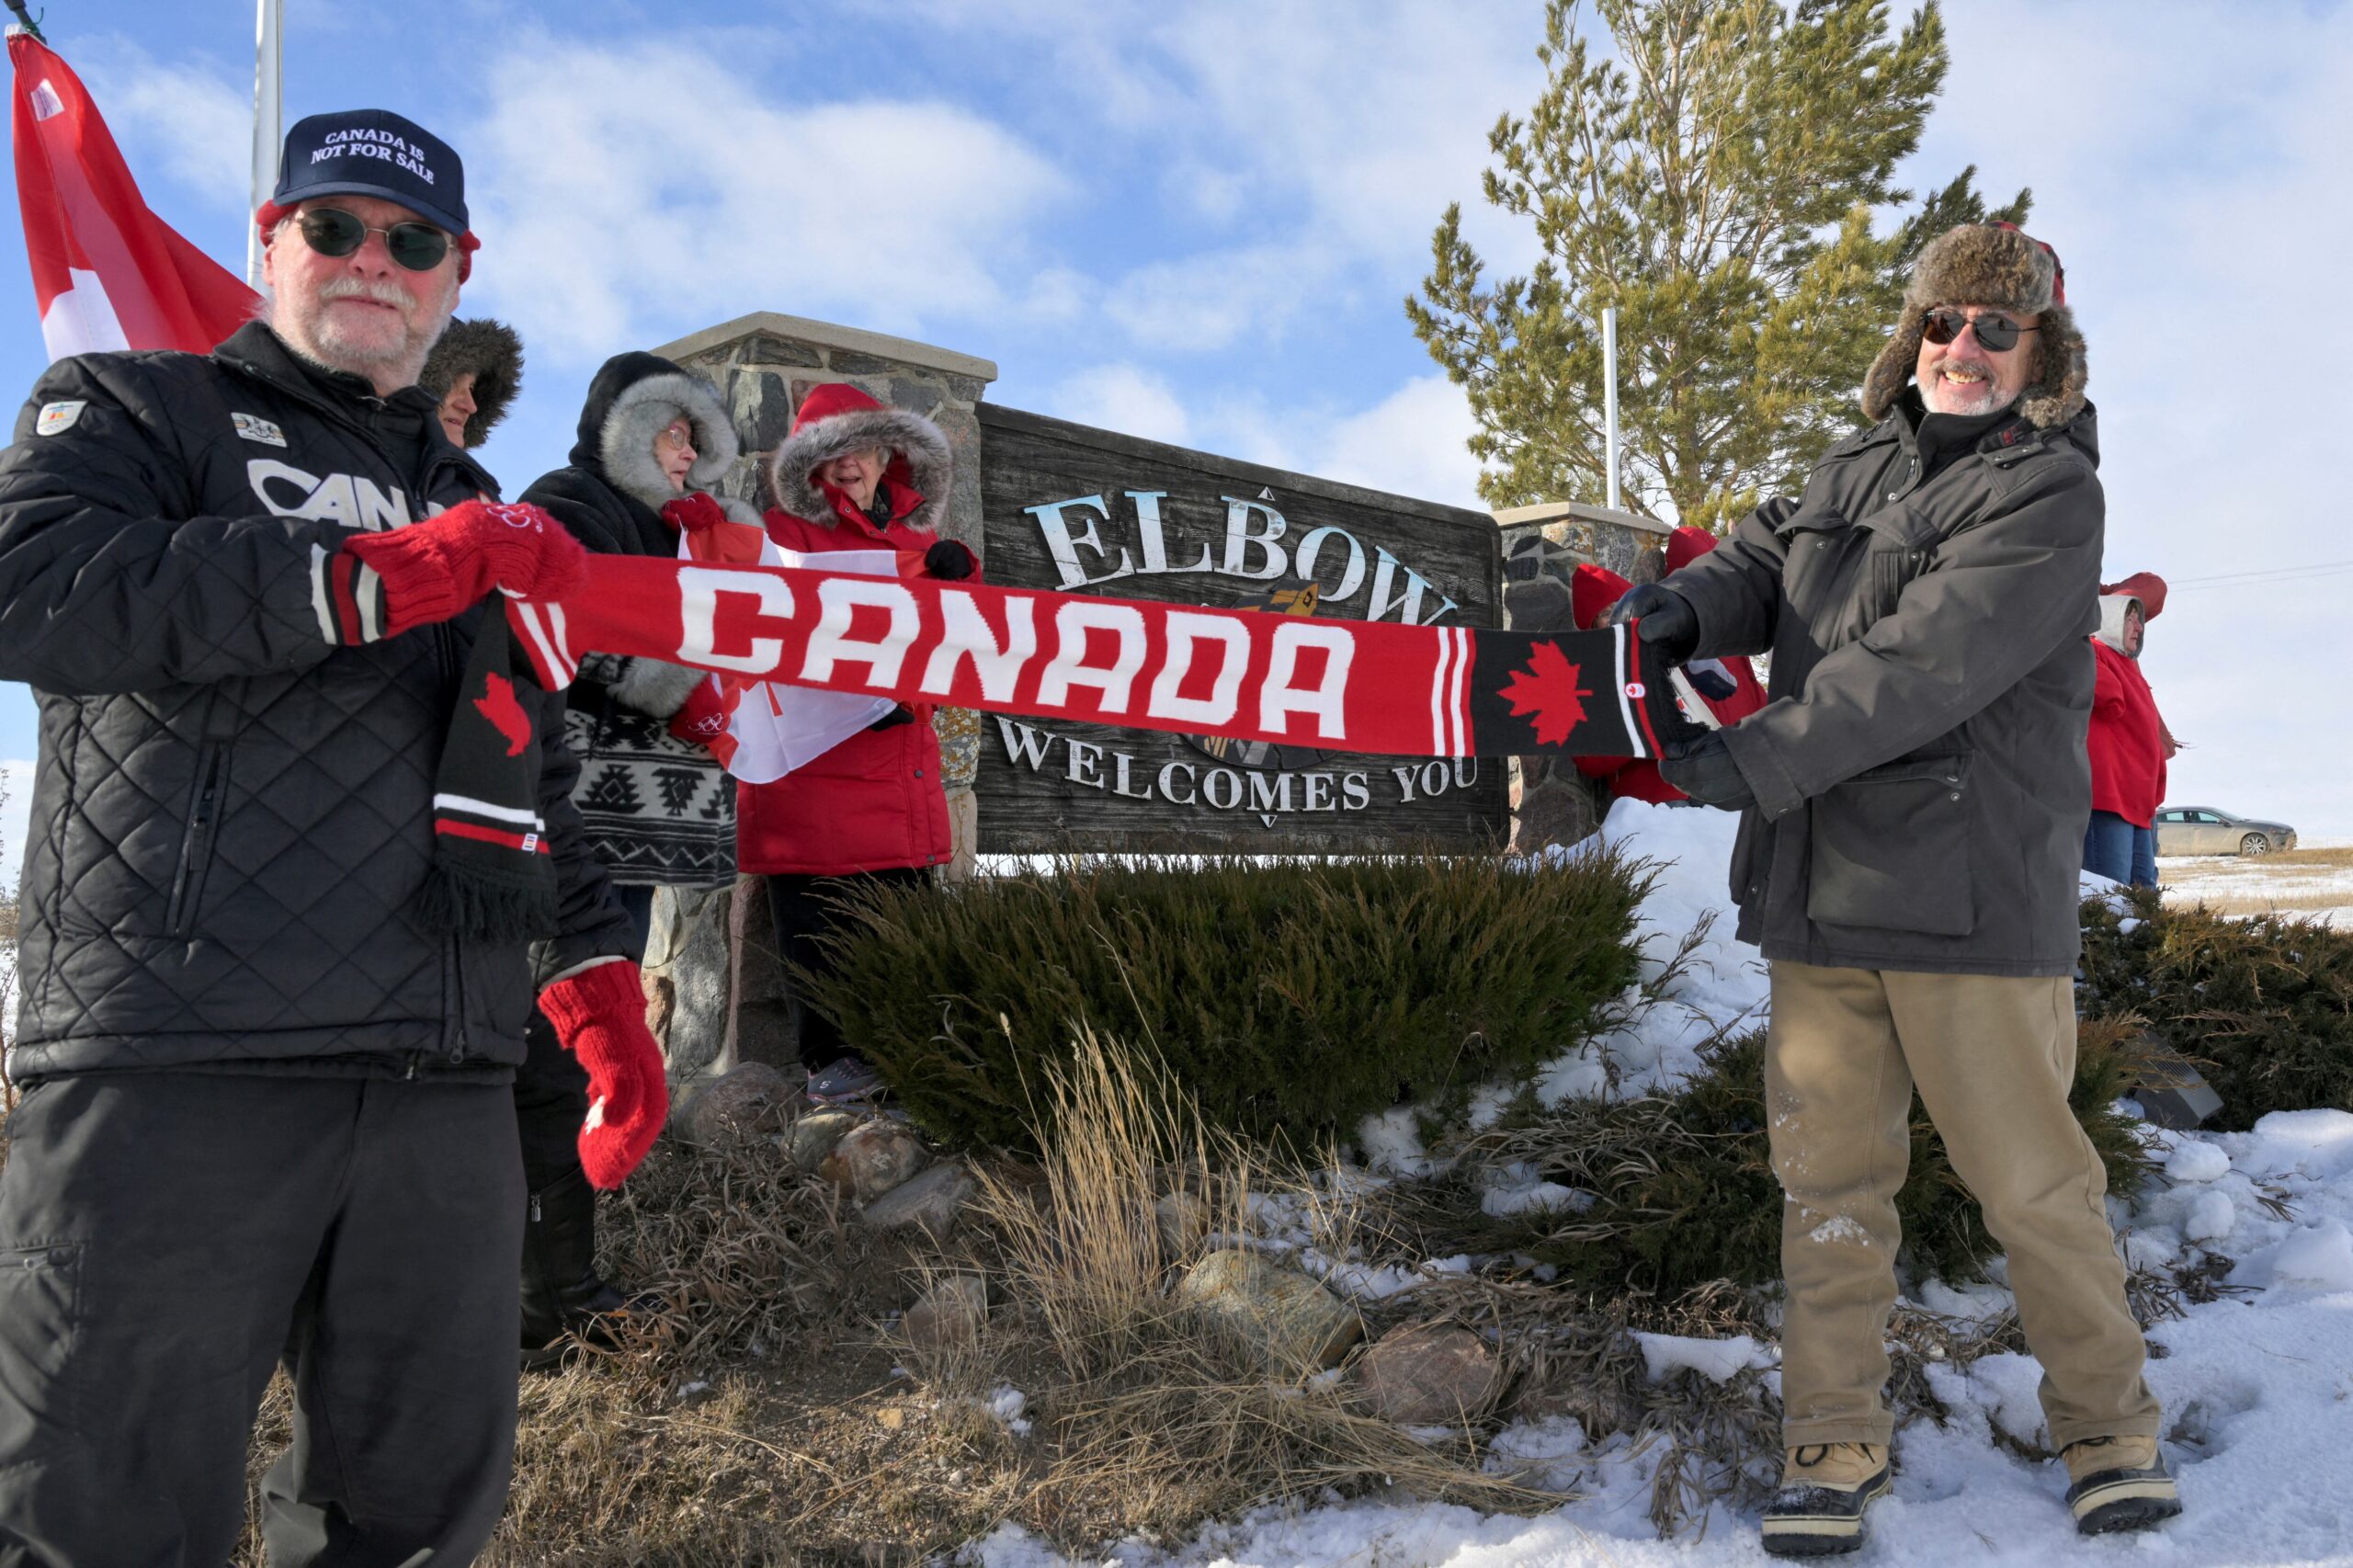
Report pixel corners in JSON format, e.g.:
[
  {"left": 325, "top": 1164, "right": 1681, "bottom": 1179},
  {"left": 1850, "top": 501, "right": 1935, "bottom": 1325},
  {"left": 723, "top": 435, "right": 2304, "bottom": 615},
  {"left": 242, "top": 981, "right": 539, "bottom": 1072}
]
[
  {"left": 262, "top": 288, "right": 454, "bottom": 390},
  {"left": 1921, "top": 375, "right": 2020, "bottom": 418}
]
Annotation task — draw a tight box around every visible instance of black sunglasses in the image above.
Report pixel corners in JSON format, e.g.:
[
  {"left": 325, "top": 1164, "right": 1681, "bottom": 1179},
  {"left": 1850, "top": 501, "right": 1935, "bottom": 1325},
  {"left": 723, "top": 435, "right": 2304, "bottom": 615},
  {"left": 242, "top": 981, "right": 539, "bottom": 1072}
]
[
  {"left": 295, "top": 207, "right": 451, "bottom": 272},
  {"left": 1921, "top": 308, "right": 2039, "bottom": 353}
]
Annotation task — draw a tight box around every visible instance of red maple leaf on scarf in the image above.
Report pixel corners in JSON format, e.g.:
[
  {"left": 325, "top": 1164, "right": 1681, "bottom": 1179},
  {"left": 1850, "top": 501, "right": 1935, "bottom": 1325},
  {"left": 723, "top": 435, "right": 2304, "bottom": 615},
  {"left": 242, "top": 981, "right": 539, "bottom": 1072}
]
[
  {"left": 474, "top": 671, "right": 533, "bottom": 758},
  {"left": 1498, "top": 640, "right": 1595, "bottom": 746}
]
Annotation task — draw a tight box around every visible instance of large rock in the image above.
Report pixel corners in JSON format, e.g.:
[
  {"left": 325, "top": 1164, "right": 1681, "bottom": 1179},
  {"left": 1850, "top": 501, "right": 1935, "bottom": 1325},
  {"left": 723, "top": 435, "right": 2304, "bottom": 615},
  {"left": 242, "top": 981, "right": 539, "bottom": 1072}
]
[
  {"left": 1176, "top": 1248, "right": 1361, "bottom": 1373},
  {"left": 1350, "top": 1322, "right": 1501, "bottom": 1425},
  {"left": 903, "top": 1273, "right": 987, "bottom": 1351},
  {"left": 1154, "top": 1191, "right": 1212, "bottom": 1258},
  {"left": 644, "top": 881, "right": 742, "bottom": 1098},
  {"left": 675, "top": 1061, "right": 791, "bottom": 1147},
  {"left": 862, "top": 1161, "right": 977, "bottom": 1240},
  {"left": 820, "top": 1119, "right": 930, "bottom": 1202},
  {"left": 786, "top": 1108, "right": 859, "bottom": 1172}
]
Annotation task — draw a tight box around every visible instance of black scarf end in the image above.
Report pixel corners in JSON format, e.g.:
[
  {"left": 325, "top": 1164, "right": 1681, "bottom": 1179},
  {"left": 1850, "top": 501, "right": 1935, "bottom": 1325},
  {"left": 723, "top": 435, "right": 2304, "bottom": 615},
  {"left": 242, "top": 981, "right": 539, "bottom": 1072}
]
[{"left": 416, "top": 867, "right": 561, "bottom": 943}]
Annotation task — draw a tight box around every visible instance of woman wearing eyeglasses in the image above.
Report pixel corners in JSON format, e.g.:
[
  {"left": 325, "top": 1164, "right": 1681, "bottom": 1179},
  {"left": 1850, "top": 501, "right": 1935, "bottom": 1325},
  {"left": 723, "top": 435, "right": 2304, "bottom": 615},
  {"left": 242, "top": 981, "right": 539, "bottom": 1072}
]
[{"left": 506, "top": 352, "right": 749, "bottom": 1365}]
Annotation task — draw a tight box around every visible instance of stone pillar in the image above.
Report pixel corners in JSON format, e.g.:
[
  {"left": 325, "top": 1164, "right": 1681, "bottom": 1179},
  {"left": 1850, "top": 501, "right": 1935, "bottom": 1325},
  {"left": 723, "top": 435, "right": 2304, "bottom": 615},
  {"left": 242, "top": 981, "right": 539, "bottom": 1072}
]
[
  {"left": 1491, "top": 502, "right": 1676, "bottom": 853},
  {"left": 647, "top": 312, "right": 1001, "bottom": 1067},
  {"left": 642, "top": 881, "right": 743, "bottom": 1114}
]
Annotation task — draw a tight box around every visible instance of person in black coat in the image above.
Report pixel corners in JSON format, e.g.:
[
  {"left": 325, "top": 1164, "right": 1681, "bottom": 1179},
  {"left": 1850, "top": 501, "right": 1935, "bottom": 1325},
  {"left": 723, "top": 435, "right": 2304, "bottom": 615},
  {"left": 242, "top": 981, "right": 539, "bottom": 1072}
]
[{"left": 506, "top": 352, "right": 748, "bottom": 1363}]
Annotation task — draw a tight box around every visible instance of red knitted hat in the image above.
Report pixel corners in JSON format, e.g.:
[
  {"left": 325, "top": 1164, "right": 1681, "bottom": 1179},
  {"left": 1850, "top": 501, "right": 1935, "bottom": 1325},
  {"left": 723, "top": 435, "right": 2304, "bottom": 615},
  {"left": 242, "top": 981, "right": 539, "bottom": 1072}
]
[
  {"left": 1571, "top": 562, "right": 1631, "bottom": 631},
  {"left": 1665, "top": 526, "right": 1719, "bottom": 574},
  {"left": 790, "top": 381, "right": 887, "bottom": 434}
]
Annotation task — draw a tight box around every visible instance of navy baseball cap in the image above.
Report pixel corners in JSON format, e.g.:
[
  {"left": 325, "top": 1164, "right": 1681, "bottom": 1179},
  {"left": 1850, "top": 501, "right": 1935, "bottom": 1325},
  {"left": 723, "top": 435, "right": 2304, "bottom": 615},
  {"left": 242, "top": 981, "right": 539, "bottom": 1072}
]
[{"left": 271, "top": 109, "right": 468, "bottom": 235}]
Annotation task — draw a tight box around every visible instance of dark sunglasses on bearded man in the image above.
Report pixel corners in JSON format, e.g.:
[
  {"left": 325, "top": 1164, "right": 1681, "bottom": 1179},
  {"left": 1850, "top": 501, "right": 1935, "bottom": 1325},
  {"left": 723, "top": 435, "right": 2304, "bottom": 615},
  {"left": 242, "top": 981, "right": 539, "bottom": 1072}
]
[
  {"left": 1920, "top": 308, "right": 2040, "bottom": 354},
  {"left": 295, "top": 207, "right": 453, "bottom": 272}
]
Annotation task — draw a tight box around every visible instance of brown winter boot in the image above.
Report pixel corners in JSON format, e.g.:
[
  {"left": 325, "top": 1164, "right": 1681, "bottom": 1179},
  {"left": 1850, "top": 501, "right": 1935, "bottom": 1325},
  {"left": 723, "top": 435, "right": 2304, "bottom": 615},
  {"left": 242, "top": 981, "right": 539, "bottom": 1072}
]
[
  {"left": 2062, "top": 1434, "right": 2181, "bottom": 1535},
  {"left": 1761, "top": 1443, "right": 1891, "bottom": 1557}
]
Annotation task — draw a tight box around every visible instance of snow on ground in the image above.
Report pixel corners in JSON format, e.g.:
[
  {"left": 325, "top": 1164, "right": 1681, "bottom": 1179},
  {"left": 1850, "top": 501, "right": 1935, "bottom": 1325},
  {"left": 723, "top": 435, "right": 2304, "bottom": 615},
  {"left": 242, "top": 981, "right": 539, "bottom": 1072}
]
[
  {"left": 981, "top": 804, "right": 2353, "bottom": 1568},
  {"left": 2158, "top": 851, "right": 2353, "bottom": 929}
]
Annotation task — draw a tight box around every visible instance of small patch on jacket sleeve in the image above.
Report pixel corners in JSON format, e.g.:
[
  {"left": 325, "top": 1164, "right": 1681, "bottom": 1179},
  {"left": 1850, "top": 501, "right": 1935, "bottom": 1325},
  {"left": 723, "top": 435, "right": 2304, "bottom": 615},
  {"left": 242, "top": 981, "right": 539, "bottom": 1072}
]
[{"left": 34, "top": 401, "right": 85, "bottom": 435}]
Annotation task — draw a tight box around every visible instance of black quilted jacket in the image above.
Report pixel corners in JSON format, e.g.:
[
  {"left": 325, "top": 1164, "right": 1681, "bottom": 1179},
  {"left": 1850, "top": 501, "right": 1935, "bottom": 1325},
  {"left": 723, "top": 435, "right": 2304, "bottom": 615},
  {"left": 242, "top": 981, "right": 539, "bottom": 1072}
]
[{"left": 0, "top": 323, "right": 633, "bottom": 1083}]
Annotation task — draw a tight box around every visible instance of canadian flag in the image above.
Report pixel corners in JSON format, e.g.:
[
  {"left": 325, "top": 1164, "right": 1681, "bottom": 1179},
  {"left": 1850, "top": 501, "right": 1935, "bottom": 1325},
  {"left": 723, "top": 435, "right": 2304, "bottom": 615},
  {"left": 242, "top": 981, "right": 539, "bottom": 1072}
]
[{"left": 9, "top": 32, "right": 256, "bottom": 359}]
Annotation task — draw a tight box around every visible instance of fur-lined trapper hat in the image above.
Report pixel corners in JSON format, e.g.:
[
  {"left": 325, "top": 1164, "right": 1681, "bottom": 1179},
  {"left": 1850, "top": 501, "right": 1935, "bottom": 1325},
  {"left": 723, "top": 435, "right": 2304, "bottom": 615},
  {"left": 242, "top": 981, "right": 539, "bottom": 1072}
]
[
  {"left": 418, "top": 317, "right": 523, "bottom": 448},
  {"left": 1861, "top": 222, "right": 2087, "bottom": 430},
  {"left": 564, "top": 351, "right": 739, "bottom": 511},
  {"left": 767, "top": 381, "right": 952, "bottom": 530}
]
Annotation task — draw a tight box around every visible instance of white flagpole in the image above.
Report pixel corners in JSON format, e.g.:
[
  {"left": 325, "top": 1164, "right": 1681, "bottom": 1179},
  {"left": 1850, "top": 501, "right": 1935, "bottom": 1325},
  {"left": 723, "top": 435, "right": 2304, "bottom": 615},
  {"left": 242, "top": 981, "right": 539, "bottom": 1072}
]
[
  {"left": 245, "top": 0, "right": 282, "bottom": 289},
  {"left": 1602, "top": 305, "right": 1622, "bottom": 513}
]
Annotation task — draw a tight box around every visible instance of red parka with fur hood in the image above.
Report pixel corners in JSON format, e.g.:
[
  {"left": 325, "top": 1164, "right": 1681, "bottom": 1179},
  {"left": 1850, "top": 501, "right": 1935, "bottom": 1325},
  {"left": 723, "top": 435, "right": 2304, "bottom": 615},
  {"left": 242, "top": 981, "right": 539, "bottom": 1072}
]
[{"left": 735, "top": 384, "right": 969, "bottom": 876}]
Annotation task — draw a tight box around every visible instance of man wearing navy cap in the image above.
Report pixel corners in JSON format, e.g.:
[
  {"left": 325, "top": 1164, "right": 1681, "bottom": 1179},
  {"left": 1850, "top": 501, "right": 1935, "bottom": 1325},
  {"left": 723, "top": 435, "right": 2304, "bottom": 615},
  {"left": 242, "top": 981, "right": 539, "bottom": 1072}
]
[{"left": 0, "top": 108, "right": 666, "bottom": 1564}]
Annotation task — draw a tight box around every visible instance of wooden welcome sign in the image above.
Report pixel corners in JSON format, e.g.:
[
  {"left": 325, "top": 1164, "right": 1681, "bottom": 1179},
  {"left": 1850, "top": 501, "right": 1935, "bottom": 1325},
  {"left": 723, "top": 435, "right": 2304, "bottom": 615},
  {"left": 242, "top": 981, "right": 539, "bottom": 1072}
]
[{"left": 972, "top": 403, "right": 1508, "bottom": 853}]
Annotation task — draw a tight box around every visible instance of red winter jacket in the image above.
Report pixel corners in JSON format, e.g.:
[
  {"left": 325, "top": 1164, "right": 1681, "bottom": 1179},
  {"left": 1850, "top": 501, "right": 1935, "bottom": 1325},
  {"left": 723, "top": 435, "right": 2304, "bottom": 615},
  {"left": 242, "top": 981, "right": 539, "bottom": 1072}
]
[
  {"left": 2087, "top": 637, "right": 2164, "bottom": 827},
  {"left": 734, "top": 476, "right": 956, "bottom": 876}
]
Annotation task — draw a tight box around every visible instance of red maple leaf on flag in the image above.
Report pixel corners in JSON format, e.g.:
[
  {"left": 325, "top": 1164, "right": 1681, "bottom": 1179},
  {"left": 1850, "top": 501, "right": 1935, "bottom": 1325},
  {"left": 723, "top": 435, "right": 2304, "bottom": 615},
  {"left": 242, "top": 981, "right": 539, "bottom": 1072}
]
[{"left": 1498, "top": 640, "right": 1595, "bottom": 746}]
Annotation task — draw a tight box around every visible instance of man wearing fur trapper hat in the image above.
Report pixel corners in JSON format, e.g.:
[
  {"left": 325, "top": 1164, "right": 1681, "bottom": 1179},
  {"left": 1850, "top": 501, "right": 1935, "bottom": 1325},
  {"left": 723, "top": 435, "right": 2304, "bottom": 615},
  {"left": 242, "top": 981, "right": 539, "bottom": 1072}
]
[{"left": 1610, "top": 223, "right": 2179, "bottom": 1554}]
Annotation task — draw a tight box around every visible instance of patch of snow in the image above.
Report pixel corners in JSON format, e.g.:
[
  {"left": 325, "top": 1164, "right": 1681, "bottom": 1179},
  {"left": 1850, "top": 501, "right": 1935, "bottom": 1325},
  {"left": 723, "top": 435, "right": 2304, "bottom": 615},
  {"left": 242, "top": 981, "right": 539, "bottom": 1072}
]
[
  {"left": 2181, "top": 1188, "right": 2237, "bottom": 1243},
  {"left": 1634, "top": 1333, "right": 1774, "bottom": 1385},
  {"left": 1479, "top": 1180, "right": 1590, "bottom": 1219},
  {"left": 2164, "top": 1141, "right": 2233, "bottom": 1184},
  {"left": 2244, "top": 1108, "right": 2353, "bottom": 1181},
  {"left": 984, "top": 1383, "right": 1032, "bottom": 1437}
]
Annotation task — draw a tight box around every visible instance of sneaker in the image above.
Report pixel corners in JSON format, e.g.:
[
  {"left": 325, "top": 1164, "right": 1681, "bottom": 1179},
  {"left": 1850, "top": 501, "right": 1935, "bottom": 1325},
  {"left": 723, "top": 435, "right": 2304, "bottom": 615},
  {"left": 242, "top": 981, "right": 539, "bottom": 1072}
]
[
  {"left": 1761, "top": 1443, "right": 1892, "bottom": 1558},
  {"left": 2062, "top": 1435, "right": 2181, "bottom": 1535},
  {"left": 805, "top": 1054, "right": 884, "bottom": 1104}
]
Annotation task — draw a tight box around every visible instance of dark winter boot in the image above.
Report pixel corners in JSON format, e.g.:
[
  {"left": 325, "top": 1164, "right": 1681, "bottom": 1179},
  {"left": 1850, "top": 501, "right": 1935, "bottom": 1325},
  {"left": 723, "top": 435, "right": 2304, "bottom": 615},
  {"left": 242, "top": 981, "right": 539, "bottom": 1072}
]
[
  {"left": 519, "top": 1165, "right": 643, "bottom": 1370},
  {"left": 1761, "top": 1443, "right": 1892, "bottom": 1557},
  {"left": 2063, "top": 1435, "right": 2181, "bottom": 1535}
]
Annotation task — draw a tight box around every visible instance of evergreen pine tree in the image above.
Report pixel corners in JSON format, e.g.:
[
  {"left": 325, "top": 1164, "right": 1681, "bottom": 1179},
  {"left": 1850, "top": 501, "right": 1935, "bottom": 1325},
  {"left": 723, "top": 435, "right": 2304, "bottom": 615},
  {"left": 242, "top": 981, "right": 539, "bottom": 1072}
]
[{"left": 1407, "top": 0, "right": 2029, "bottom": 528}]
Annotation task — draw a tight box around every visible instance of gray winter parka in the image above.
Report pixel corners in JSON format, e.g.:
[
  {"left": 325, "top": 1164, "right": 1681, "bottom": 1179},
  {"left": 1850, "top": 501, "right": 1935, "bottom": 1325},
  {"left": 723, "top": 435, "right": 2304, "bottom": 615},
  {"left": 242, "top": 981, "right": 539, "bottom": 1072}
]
[
  {"left": 0, "top": 323, "right": 634, "bottom": 1083},
  {"left": 1665, "top": 392, "right": 2103, "bottom": 977}
]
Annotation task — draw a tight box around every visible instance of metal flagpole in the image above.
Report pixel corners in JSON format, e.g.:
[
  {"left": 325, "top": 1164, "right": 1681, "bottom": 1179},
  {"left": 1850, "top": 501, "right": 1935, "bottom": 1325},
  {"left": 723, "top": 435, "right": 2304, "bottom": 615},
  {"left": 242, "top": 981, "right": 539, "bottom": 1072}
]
[
  {"left": 1601, "top": 305, "right": 1622, "bottom": 513},
  {"left": 245, "top": 0, "right": 282, "bottom": 289}
]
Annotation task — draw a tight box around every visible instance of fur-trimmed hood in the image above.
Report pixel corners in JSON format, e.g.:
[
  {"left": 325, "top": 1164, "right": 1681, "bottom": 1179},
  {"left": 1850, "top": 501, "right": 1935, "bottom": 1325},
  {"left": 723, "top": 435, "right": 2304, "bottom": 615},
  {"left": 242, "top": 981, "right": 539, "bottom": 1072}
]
[
  {"left": 767, "top": 381, "right": 952, "bottom": 531},
  {"left": 565, "top": 351, "right": 739, "bottom": 511},
  {"left": 1861, "top": 223, "right": 2087, "bottom": 431},
  {"left": 418, "top": 316, "right": 523, "bottom": 448}
]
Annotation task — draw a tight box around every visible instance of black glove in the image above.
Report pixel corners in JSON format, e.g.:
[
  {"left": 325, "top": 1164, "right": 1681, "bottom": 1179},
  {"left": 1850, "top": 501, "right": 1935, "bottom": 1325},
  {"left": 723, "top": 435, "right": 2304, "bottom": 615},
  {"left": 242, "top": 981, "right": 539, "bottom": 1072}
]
[
  {"left": 1659, "top": 732, "right": 1756, "bottom": 812},
  {"left": 868, "top": 703, "right": 917, "bottom": 732},
  {"left": 1603, "top": 584, "right": 1699, "bottom": 665},
  {"left": 924, "top": 540, "right": 978, "bottom": 581}
]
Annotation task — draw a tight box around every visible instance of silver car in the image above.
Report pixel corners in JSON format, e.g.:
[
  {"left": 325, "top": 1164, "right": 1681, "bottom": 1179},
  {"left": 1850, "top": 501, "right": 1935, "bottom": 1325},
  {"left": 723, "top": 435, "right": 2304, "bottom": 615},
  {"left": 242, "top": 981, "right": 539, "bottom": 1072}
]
[{"left": 2152, "top": 806, "right": 2299, "bottom": 858}]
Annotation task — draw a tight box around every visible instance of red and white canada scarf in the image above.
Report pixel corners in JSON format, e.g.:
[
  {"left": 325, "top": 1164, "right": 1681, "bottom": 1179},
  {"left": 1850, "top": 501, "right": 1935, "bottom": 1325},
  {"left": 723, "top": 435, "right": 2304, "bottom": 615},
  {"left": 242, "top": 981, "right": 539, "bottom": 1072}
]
[{"left": 507, "top": 553, "right": 1695, "bottom": 763}]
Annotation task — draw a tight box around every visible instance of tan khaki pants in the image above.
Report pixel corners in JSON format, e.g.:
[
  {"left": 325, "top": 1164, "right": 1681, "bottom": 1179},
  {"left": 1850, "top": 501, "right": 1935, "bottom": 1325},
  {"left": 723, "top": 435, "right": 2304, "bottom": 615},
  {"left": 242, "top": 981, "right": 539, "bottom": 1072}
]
[{"left": 1766, "top": 960, "right": 2159, "bottom": 1449}]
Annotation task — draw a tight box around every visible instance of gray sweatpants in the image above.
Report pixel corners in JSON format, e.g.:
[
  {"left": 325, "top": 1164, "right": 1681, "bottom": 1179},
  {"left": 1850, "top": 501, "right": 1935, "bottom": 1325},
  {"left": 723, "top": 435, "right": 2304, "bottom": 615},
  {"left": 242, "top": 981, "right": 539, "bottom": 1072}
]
[{"left": 0, "top": 1072, "right": 525, "bottom": 1567}]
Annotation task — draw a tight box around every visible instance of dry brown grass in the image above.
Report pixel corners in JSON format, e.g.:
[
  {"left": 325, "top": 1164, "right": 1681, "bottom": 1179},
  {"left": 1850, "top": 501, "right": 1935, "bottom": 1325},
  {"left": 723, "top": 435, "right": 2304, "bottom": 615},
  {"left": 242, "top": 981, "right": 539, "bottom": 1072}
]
[
  {"left": 2160, "top": 846, "right": 2353, "bottom": 919},
  {"left": 971, "top": 1030, "right": 1567, "bottom": 1545}
]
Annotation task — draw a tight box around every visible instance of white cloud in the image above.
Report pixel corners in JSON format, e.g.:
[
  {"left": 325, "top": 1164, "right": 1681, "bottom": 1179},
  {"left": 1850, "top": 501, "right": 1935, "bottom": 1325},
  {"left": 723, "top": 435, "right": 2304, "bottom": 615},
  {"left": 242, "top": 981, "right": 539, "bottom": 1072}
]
[
  {"left": 462, "top": 38, "right": 1070, "bottom": 360},
  {"left": 1100, "top": 243, "right": 1328, "bottom": 351},
  {"left": 896, "top": 0, "right": 1545, "bottom": 352},
  {"left": 67, "top": 39, "right": 249, "bottom": 210},
  {"left": 1303, "top": 375, "right": 1483, "bottom": 508},
  {"left": 1047, "top": 363, "right": 1193, "bottom": 446}
]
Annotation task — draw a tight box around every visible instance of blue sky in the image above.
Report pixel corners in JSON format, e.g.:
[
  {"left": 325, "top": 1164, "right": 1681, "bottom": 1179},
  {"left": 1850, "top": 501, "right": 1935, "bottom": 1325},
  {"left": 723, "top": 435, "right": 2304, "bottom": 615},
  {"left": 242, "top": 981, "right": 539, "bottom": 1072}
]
[{"left": 2, "top": 0, "right": 2349, "bottom": 853}]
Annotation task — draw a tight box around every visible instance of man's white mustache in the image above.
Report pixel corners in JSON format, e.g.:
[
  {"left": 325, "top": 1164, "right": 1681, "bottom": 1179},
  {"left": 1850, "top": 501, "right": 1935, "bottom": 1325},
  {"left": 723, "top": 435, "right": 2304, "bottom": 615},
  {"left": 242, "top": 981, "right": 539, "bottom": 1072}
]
[{"left": 317, "top": 278, "right": 413, "bottom": 313}]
